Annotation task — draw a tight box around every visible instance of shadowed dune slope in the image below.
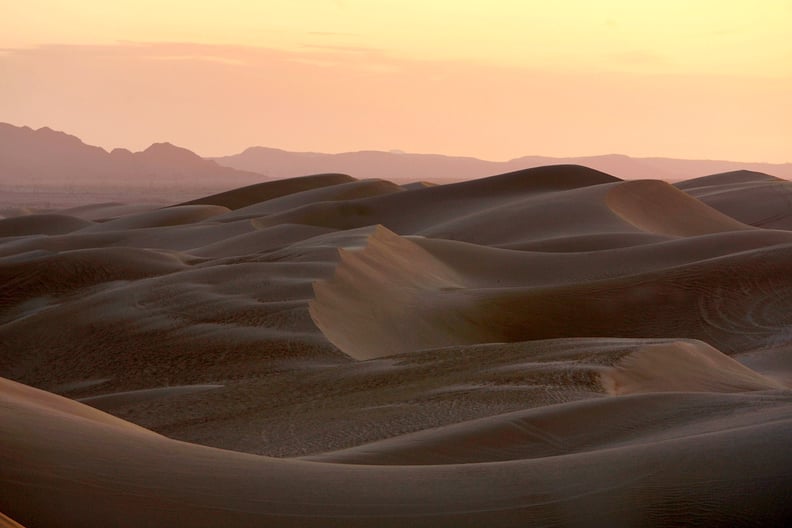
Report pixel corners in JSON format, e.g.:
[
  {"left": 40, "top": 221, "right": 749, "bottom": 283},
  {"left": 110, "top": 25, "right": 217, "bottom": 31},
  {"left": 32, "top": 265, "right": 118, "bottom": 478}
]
[
  {"left": 0, "top": 214, "right": 93, "bottom": 236},
  {"left": 674, "top": 170, "right": 783, "bottom": 190},
  {"left": 0, "top": 247, "right": 186, "bottom": 317},
  {"left": 213, "top": 179, "right": 403, "bottom": 222},
  {"left": 677, "top": 171, "right": 792, "bottom": 230},
  {"left": 78, "top": 204, "right": 230, "bottom": 232},
  {"left": 177, "top": 173, "right": 356, "bottom": 209}
]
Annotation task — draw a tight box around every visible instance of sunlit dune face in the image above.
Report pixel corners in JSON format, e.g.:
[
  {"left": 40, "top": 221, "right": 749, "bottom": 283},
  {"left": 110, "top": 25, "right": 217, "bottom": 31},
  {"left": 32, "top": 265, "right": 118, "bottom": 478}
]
[{"left": 1, "top": 1, "right": 790, "bottom": 161}]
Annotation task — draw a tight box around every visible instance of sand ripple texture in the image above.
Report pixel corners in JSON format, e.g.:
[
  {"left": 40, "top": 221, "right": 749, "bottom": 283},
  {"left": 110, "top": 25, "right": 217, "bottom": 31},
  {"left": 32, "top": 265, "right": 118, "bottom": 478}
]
[{"left": 1, "top": 166, "right": 791, "bottom": 527}]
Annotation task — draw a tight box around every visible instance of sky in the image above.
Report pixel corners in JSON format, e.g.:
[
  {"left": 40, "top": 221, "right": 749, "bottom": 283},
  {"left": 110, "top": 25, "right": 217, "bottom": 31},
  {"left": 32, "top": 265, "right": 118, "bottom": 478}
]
[{"left": 1, "top": 1, "right": 790, "bottom": 162}]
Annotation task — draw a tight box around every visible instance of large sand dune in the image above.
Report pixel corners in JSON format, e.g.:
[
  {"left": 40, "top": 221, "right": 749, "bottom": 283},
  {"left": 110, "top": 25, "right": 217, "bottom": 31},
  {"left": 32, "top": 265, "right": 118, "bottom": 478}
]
[{"left": 2, "top": 168, "right": 791, "bottom": 526}]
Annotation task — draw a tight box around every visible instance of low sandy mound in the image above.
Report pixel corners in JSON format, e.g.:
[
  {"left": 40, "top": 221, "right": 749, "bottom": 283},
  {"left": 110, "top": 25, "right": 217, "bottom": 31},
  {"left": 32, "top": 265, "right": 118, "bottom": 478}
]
[
  {"left": 2, "top": 376, "right": 790, "bottom": 527},
  {"left": 0, "top": 220, "right": 256, "bottom": 257},
  {"left": 0, "top": 214, "right": 93, "bottom": 237},
  {"left": 0, "top": 247, "right": 186, "bottom": 315},
  {"left": 600, "top": 340, "right": 784, "bottom": 394},
  {"left": 497, "top": 232, "right": 668, "bottom": 252},
  {"left": 79, "top": 204, "right": 229, "bottom": 232},
  {"left": 213, "top": 179, "right": 403, "bottom": 222},
  {"left": 606, "top": 180, "right": 752, "bottom": 236},
  {"left": 0, "top": 377, "right": 152, "bottom": 433},
  {"left": 78, "top": 384, "right": 223, "bottom": 412},
  {"left": 178, "top": 173, "right": 355, "bottom": 209},
  {"left": 55, "top": 202, "right": 161, "bottom": 221},
  {"left": 191, "top": 224, "right": 335, "bottom": 258},
  {"left": 309, "top": 391, "right": 790, "bottom": 466}
]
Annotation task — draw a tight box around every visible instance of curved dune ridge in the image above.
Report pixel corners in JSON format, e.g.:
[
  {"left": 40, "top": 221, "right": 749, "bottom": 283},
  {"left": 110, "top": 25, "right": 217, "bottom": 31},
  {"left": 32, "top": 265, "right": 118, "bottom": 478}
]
[
  {"left": 606, "top": 179, "right": 753, "bottom": 236},
  {"left": 310, "top": 225, "right": 792, "bottom": 358},
  {"left": 2, "top": 166, "right": 792, "bottom": 526},
  {"left": 0, "top": 512, "right": 27, "bottom": 528}
]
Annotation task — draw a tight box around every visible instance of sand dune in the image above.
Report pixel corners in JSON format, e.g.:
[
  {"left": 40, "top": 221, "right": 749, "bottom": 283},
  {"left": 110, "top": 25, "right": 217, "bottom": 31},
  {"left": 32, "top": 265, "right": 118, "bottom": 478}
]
[
  {"left": 212, "top": 178, "right": 403, "bottom": 222},
  {"left": 310, "top": 225, "right": 792, "bottom": 358},
  {"left": 2, "top": 165, "right": 791, "bottom": 526},
  {"left": 179, "top": 173, "right": 356, "bottom": 209},
  {"left": 606, "top": 179, "right": 752, "bottom": 236},
  {"left": 677, "top": 170, "right": 792, "bottom": 230},
  {"left": 2, "top": 377, "right": 790, "bottom": 527}
]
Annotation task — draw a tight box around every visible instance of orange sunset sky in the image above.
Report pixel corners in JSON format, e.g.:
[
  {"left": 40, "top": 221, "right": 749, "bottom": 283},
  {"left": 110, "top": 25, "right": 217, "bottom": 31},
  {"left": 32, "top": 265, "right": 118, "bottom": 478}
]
[{"left": 1, "top": 1, "right": 790, "bottom": 162}]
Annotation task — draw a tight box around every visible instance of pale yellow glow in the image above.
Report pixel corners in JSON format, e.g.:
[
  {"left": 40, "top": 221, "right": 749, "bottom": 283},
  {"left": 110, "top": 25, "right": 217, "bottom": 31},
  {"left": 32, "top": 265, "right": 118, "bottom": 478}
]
[
  {"left": 3, "top": 1, "right": 791, "bottom": 76},
  {"left": 1, "top": 1, "right": 790, "bottom": 163}
]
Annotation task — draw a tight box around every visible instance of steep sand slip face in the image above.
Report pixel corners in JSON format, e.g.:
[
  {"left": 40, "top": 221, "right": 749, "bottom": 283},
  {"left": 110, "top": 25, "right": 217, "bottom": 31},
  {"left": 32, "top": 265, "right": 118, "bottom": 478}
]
[
  {"left": 311, "top": 225, "right": 792, "bottom": 358},
  {"left": 600, "top": 340, "right": 785, "bottom": 394},
  {"left": 2, "top": 377, "right": 791, "bottom": 527},
  {"left": 311, "top": 226, "right": 471, "bottom": 359},
  {"left": 178, "top": 173, "right": 356, "bottom": 209},
  {"left": 606, "top": 179, "right": 753, "bottom": 236}
]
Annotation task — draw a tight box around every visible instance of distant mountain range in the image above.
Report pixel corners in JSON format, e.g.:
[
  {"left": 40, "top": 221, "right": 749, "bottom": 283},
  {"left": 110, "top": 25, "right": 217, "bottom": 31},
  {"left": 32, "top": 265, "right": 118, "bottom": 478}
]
[
  {"left": 0, "top": 123, "right": 263, "bottom": 190},
  {"left": 214, "top": 147, "right": 792, "bottom": 183},
  {"left": 2, "top": 123, "right": 790, "bottom": 191}
]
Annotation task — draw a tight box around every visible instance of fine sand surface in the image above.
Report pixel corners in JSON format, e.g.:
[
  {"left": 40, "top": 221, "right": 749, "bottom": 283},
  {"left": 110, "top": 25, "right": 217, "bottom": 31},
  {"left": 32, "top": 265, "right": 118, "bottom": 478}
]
[{"left": 1, "top": 166, "right": 791, "bottom": 526}]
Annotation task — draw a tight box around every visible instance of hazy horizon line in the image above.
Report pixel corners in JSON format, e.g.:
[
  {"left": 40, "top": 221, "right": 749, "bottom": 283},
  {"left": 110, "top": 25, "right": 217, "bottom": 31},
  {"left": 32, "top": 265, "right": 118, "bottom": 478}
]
[{"left": 5, "top": 120, "right": 790, "bottom": 167}]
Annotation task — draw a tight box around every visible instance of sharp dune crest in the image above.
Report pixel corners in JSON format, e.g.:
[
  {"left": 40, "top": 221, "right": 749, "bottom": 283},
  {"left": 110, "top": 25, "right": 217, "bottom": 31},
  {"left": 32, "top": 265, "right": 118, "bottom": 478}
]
[
  {"left": 606, "top": 179, "right": 753, "bottom": 236},
  {"left": 600, "top": 340, "right": 785, "bottom": 395}
]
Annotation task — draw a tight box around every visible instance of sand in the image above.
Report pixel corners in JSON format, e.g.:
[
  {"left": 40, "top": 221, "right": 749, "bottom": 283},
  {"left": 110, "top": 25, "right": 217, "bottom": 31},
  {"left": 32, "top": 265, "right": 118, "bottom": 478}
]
[{"left": 1, "top": 168, "right": 791, "bottom": 526}]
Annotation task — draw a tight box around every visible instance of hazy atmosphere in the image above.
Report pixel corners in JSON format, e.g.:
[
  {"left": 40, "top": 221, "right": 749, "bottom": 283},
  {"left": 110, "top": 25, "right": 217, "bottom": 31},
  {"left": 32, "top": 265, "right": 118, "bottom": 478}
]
[
  {"left": 2, "top": 0, "right": 790, "bottom": 161},
  {"left": 2, "top": 3, "right": 792, "bottom": 528}
]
